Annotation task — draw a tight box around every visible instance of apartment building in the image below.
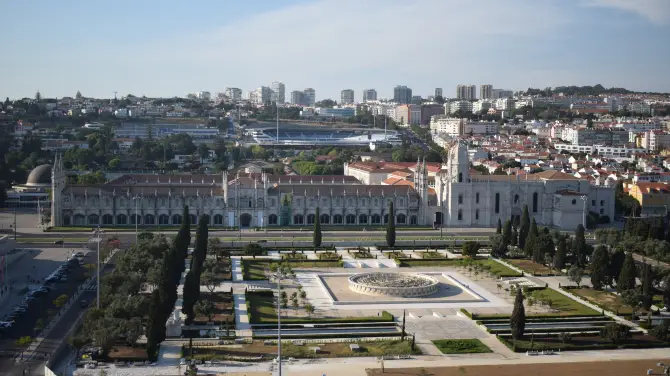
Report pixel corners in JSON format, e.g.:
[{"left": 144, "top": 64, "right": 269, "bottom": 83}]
[
  {"left": 341, "top": 89, "right": 355, "bottom": 104},
  {"left": 225, "top": 87, "right": 242, "bottom": 101},
  {"left": 394, "top": 104, "right": 421, "bottom": 126},
  {"left": 447, "top": 100, "right": 474, "bottom": 114},
  {"left": 456, "top": 85, "right": 476, "bottom": 100},
  {"left": 393, "top": 86, "right": 412, "bottom": 104},
  {"left": 435, "top": 88, "right": 443, "bottom": 98},
  {"left": 271, "top": 81, "right": 286, "bottom": 104},
  {"left": 303, "top": 88, "right": 316, "bottom": 106},
  {"left": 480, "top": 84, "right": 493, "bottom": 100}
]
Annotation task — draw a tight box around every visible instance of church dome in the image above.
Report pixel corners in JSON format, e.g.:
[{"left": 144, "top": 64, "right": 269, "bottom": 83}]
[{"left": 26, "top": 164, "right": 52, "bottom": 186}]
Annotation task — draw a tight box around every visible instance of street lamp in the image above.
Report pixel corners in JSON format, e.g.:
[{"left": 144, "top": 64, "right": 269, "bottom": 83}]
[
  {"left": 580, "top": 196, "right": 587, "bottom": 229},
  {"left": 264, "top": 265, "right": 295, "bottom": 376},
  {"left": 91, "top": 227, "right": 104, "bottom": 309}
]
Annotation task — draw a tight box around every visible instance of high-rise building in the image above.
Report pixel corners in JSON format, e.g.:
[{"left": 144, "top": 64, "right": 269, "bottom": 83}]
[
  {"left": 393, "top": 85, "right": 412, "bottom": 104},
  {"left": 251, "top": 86, "right": 273, "bottom": 105},
  {"left": 225, "top": 87, "right": 242, "bottom": 101},
  {"left": 435, "top": 88, "right": 443, "bottom": 98},
  {"left": 270, "top": 81, "right": 286, "bottom": 104},
  {"left": 480, "top": 85, "right": 493, "bottom": 100},
  {"left": 303, "top": 88, "right": 316, "bottom": 106},
  {"left": 341, "top": 89, "right": 355, "bottom": 104},
  {"left": 491, "top": 89, "right": 513, "bottom": 99},
  {"left": 290, "top": 91, "right": 305, "bottom": 106},
  {"left": 456, "top": 85, "right": 476, "bottom": 100},
  {"left": 363, "top": 89, "right": 377, "bottom": 102}
]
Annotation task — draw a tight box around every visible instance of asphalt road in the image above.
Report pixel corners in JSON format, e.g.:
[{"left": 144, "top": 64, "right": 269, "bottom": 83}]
[{"left": 0, "top": 249, "right": 103, "bottom": 376}]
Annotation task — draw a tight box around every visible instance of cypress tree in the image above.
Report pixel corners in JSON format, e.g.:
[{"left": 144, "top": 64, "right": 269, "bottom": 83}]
[
  {"left": 502, "top": 220, "right": 512, "bottom": 249},
  {"left": 573, "top": 224, "right": 587, "bottom": 266},
  {"left": 518, "top": 205, "right": 530, "bottom": 249},
  {"left": 524, "top": 218, "right": 538, "bottom": 258},
  {"left": 313, "top": 207, "right": 322, "bottom": 247},
  {"left": 510, "top": 288, "right": 526, "bottom": 340},
  {"left": 386, "top": 202, "right": 396, "bottom": 247},
  {"left": 617, "top": 252, "right": 637, "bottom": 293},
  {"left": 496, "top": 218, "right": 502, "bottom": 234},
  {"left": 641, "top": 263, "right": 653, "bottom": 311},
  {"left": 145, "top": 289, "right": 164, "bottom": 361},
  {"left": 590, "top": 245, "right": 610, "bottom": 290},
  {"left": 609, "top": 248, "right": 625, "bottom": 283},
  {"left": 511, "top": 226, "right": 518, "bottom": 247},
  {"left": 175, "top": 205, "right": 192, "bottom": 275},
  {"left": 553, "top": 235, "right": 566, "bottom": 271}
]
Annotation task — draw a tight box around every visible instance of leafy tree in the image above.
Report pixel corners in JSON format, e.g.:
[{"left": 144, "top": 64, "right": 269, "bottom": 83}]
[
  {"left": 599, "top": 323, "right": 630, "bottom": 345},
  {"left": 651, "top": 320, "right": 669, "bottom": 341},
  {"left": 490, "top": 234, "right": 507, "bottom": 257},
  {"left": 553, "top": 235, "right": 567, "bottom": 271},
  {"left": 568, "top": 265, "right": 584, "bottom": 288},
  {"left": 617, "top": 253, "right": 637, "bottom": 293},
  {"left": 313, "top": 207, "right": 322, "bottom": 247},
  {"left": 386, "top": 202, "right": 396, "bottom": 247},
  {"left": 16, "top": 336, "right": 32, "bottom": 346},
  {"left": 518, "top": 205, "right": 530, "bottom": 249},
  {"left": 462, "top": 241, "right": 481, "bottom": 258},
  {"left": 496, "top": 218, "right": 502, "bottom": 234},
  {"left": 590, "top": 245, "right": 610, "bottom": 290},
  {"left": 510, "top": 288, "right": 526, "bottom": 340},
  {"left": 53, "top": 294, "right": 69, "bottom": 308},
  {"left": 304, "top": 303, "right": 315, "bottom": 317},
  {"left": 201, "top": 271, "right": 218, "bottom": 293},
  {"left": 195, "top": 299, "right": 216, "bottom": 322},
  {"left": 534, "top": 231, "right": 554, "bottom": 265},
  {"left": 243, "top": 243, "right": 265, "bottom": 256},
  {"left": 622, "top": 289, "right": 643, "bottom": 319}
]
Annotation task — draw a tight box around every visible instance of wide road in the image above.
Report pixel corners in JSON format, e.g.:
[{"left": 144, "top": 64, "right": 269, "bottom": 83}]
[{"left": 0, "top": 251, "right": 119, "bottom": 376}]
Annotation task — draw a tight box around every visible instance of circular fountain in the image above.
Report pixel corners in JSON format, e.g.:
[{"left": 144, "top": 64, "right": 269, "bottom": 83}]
[{"left": 348, "top": 272, "right": 440, "bottom": 297}]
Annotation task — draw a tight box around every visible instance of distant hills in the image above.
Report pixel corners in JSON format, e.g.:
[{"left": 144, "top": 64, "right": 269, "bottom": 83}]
[{"left": 524, "top": 84, "right": 668, "bottom": 97}]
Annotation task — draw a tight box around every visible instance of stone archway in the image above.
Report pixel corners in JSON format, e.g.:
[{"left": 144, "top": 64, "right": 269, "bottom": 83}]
[{"left": 240, "top": 213, "right": 252, "bottom": 227}]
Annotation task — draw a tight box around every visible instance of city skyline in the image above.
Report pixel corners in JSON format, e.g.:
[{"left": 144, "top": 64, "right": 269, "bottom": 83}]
[{"left": 1, "top": 0, "right": 670, "bottom": 100}]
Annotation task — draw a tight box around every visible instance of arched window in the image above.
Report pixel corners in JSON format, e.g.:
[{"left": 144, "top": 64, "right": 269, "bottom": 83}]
[
  {"left": 213, "top": 214, "right": 223, "bottom": 225},
  {"left": 397, "top": 213, "right": 406, "bottom": 224},
  {"left": 333, "top": 214, "right": 343, "bottom": 224},
  {"left": 514, "top": 194, "right": 519, "bottom": 204},
  {"left": 307, "top": 214, "right": 315, "bottom": 224},
  {"left": 532, "top": 192, "right": 538, "bottom": 212},
  {"left": 63, "top": 215, "right": 71, "bottom": 226},
  {"left": 476, "top": 192, "right": 479, "bottom": 204},
  {"left": 102, "top": 214, "right": 113, "bottom": 225},
  {"left": 159, "top": 214, "right": 170, "bottom": 225},
  {"left": 88, "top": 214, "right": 99, "bottom": 225},
  {"left": 371, "top": 214, "right": 381, "bottom": 224},
  {"left": 359, "top": 214, "right": 368, "bottom": 224},
  {"left": 293, "top": 214, "right": 304, "bottom": 225},
  {"left": 73, "top": 214, "right": 85, "bottom": 225},
  {"left": 144, "top": 214, "right": 155, "bottom": 225},
  {"left": 458, "top": 172, "right": 463, "bottom": 183},
  {"left": 190, "top": 214, "right": 197, "bottom": 224},
  {"left": 268, "top": 214, "right": 278, "bottom": 225},
  {"left": 320, "top": 214, "right": 330, "bottom": 224},
  {"left": 475, "top": 209, "right": 479, "bottom": 220},
  {"left": 495, "top": 193, "right": 500, "bottom": 213},
  {"left": 346, "top": 214, "right": 356, "bottom": 224},
  {"left": 457, "top": 210, "right": 463, "bottom": 221},
  {"left": 172, "top": 214, "right": 182, "bottom": 225},
  {"left": 116, "top": 214, "right": 127, "bottom": 225},
  {"left": 383, "top": 214, "right": 389, "bottom": 224},
  {"left": 130, "top": 214, "right": 141, "bottom": 225},
  {"left": 410, "top": 215, "right": 418, "bottom": 225}
]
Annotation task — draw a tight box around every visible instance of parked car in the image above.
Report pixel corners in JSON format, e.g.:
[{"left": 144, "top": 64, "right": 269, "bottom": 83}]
[
  {"left": 74, "top": 251, "right": 85, "bottom": 258},
  {"left": 54, "top": 240, "right": 64, "bottom": 245}
]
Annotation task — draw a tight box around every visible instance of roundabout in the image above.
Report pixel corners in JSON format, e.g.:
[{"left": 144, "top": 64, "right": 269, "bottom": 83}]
[{"left": 348, "top": 272, "right": 440, "bottom": 297}]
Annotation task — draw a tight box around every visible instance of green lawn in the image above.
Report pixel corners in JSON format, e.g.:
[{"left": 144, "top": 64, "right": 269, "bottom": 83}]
[
  {"left": 507, "top": 259, "right": 557, "bottom": 275},
  {"left": 529, "top": 288, "right": 600, "bottom": 317},
  {"left": 432, "top": 339, "right": 492, "bottom": 354},
  {"left": 246, "top": 291, "right": 393, "bottom": 324},
  {"left": 396, "top": 258, "right": 521, "bottom": 277},
  {"left": 242, "top": 259, "right": 340, "bottom": 280}
]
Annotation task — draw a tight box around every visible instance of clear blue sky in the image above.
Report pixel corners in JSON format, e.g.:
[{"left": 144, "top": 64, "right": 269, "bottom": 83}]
[{"left": 1, "top": 0, "right": 669, "bottom": 100}]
